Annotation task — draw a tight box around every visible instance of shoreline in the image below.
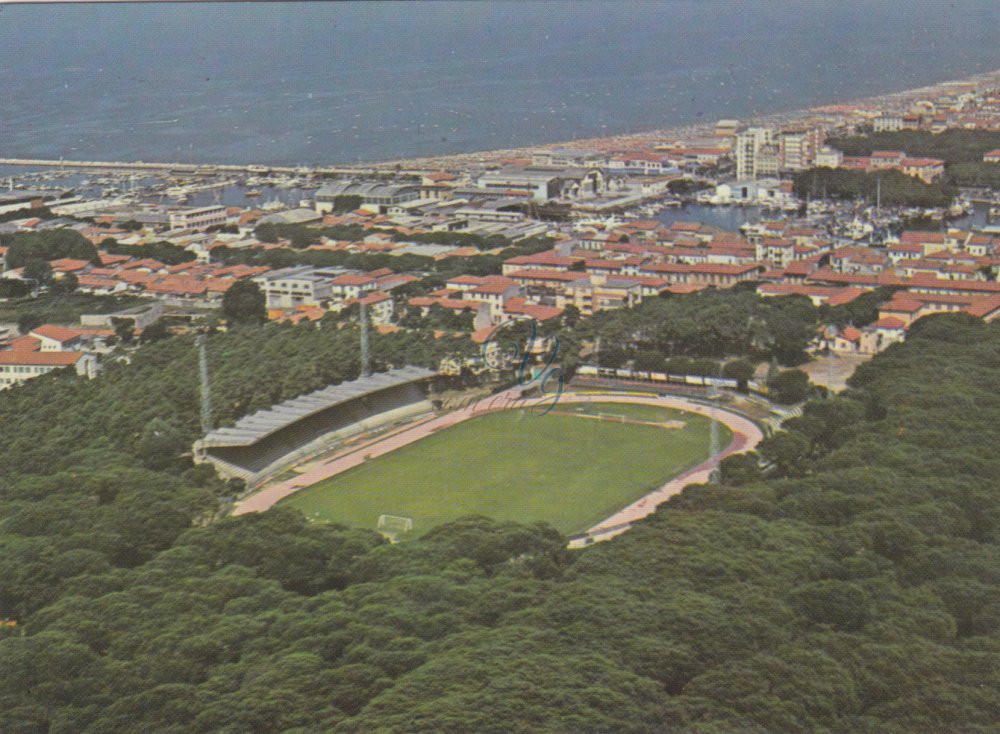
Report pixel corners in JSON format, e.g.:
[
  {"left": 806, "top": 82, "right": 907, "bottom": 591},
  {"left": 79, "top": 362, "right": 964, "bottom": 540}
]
[
  {"left": 364, "top": 66, "right": 1000, "bottom": 171},
  {"left": 5, "top": 67, "right": 1000, "bottom": 176}
]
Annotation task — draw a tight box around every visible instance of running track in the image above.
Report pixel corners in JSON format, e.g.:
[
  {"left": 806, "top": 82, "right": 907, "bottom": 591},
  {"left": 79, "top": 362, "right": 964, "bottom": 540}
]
[{"left": 231, "top": 390, "right": 764, "bottom": 545}]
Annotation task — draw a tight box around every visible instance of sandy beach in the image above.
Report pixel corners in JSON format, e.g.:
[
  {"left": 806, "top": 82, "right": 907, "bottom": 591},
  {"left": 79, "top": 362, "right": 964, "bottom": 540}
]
[{"left": 368, "top": 66, "right": 1000, "bottom": 172}]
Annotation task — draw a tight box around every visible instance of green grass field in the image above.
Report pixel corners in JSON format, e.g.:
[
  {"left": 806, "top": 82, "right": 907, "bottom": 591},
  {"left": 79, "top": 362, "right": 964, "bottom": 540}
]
[{"left": 280, "top": 402, "right": 728, "bottom": 537}]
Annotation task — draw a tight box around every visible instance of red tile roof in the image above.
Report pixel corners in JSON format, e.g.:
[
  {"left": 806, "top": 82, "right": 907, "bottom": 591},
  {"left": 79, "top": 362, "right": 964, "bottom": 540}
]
[
  {"left": 471, "top": 282, "right": 516, "bottom": 295},
  {"left": 503, "top": 298, "right": 562, "bottom": 321},
  {"left": 883, "top": 297, "right": 923, "bottom": 313},
  {"left": 0, "top": 350, "right": 84, "bottom": 366},
  {"left": 332, "top": 274, "right": 376, "bottom": 286},
  {"left": 900, "top": 231, "right": 946, "bottom": 244},
  {"left": 49, "top": 258, "right": 92, "bottom": 272},
  {"left": 875, "top": 316, "right": 906, "bottom": 329},
  {"left": 508, "top": 269, "right": 590, "bottom": 283},
  {"left": 204, "top": 279, "right": 236, "bottom": 293},
  {"left": 9, "top": 335, "right": 40, "bottom": 352},
  {"left": 30, "top": 324, "right": 83, "bottom": 343},
  {"left": 77, "top": 275, "right": 120, "bottom": 290},
  {"left": 358, "top": 291, "right": 392, "bottom": 305}
]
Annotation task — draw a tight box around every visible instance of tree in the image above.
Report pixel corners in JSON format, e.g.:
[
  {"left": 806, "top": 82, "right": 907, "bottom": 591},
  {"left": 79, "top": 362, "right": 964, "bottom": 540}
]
[
  {"left": 561, "top": 304, "right": 581, "bottom": 330},
  {"left": 222, "top": 280, "right": 267, "bottom": 324},
  {"left": 633, "top": 349, "right": 666, "bottom": 372},
  {"left": 332, "top": 194, "right": 363, "bottom": 213},
  {"left": 597, "top": 345, "right": 628, "bottom": 369},
  {"left": 768, "top": 368, "right": 810, "bottom": 404},
  {"left": 788, "top": 580, "right": 871, "bottom": 631},
  {"left": 758, "top": 429, "right": 810, "bottom": 476},
  {"left": 2, "top": 228, "right": 99, "bottom": 268},
  {"left": 719, "top": 451, "right": 762, "bottom": 485},
  {"left": 50, "top": 272, "right": 78, "bottom": 294},
  {"left": 17, "top": 312, "right": 43, "bottom": 335},
  {"left": 0, "top": 279, "right": 30, "bottom": 298},
  {"left": 722, "top": 358, "right": 756, "bottom": 391},
  {"left": 23, "top": 258, "right": 53, "bottom": 288},
  {"left": 112, "top": 318, "right": 135, "bottom": 345},
  {"left": 140, "top": 320, "right": 171, "bottom": 344},
  {"left": 137, "top": 418, "right": 186, "bottom": 471}
]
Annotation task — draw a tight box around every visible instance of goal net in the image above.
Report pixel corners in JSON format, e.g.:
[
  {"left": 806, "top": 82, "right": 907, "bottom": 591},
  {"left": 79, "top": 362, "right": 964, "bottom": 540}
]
[{"left": 377, "top": 514, "right": 414, "bottom": 542}]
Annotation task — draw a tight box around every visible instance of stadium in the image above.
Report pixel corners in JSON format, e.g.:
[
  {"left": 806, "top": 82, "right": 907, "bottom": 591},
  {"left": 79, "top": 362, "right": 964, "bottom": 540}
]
[
  {"left": 193, "top": 366, "right": 436, "bottom": 486},
  {"left": 207, "top": 368, "right": 763, "bottom": 543}
]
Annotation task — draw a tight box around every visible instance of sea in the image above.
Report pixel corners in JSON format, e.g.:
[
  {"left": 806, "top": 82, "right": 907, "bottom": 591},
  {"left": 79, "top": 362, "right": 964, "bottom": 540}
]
[{"left": 0, "top": 1, "right": 998, "bottom": 167}]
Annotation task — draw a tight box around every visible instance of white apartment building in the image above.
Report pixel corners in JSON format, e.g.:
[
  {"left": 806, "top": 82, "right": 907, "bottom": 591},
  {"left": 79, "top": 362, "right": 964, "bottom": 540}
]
[
  {"left": 734, "top": 127, "right": 778, "bottom": 179},
  {"left": 780, "top": 129, "right": 818, "bottom": 171},
  {"left": 874, "top": 115, "right": 904, "bottom": 132},
  {"left": 815, "top": 146, "right": 844, "bottom": 168},
  {"left": 252, "top": 266, "right": 333, "bottom": 310},
  {"left": 169, "top": 205, "right": 229, "bottom": 231}
]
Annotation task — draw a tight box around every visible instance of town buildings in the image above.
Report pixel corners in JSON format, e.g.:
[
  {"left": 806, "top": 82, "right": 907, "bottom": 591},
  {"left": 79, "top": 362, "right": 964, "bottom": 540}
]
[{"left": 0, "top": 325, "right": 101, "bottom": 390}]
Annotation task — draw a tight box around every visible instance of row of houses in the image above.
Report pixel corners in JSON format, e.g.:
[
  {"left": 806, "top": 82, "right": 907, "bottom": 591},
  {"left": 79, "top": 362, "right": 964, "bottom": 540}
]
[{"left": 0, "top": 251, "right": 273, "bottom": 300}]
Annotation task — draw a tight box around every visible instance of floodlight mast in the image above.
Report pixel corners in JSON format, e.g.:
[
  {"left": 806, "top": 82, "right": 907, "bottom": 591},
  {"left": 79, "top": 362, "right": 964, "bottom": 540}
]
[
  {"left": 360, "top": 300, "right": 370, "bottom": 378},
  {"left": 826, "top": 324, "right": 838, "bottom": 397},
  {"left": 708, "top": 370, "right": 721, "bottom": 464},
  {"left": 196, "top": 333, "right": 213, "bottom": 434}
]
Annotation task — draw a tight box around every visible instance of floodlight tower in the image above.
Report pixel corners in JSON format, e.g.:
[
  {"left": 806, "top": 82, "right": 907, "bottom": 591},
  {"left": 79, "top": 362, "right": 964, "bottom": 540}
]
[
  {"left": 360, "top": 300, "right": 370, "bottom": 378},
  {"left": 708, "top": 372, "right": 721, "bottom": 464},
  {"left": 825, "top": 324, "right": 838, "bottom": 397},
  {"left": 196, "top": 334, "right": 213, "bottom": 434}
]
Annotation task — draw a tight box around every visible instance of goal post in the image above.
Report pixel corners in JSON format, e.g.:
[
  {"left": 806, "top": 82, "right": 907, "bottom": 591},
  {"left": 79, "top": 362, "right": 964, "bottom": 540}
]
[{"left": 377, "top": 514, "right": 413, "bottom": 542}]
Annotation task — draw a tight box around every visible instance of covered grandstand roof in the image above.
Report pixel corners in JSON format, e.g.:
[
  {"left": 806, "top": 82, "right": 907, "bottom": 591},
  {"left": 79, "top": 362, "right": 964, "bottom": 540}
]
[{"left": 197, "top": 366, "right": 435, "bottom": 449}]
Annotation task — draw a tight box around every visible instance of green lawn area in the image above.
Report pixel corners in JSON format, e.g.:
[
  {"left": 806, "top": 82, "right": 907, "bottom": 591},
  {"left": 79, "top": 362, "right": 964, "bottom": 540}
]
[{"left": 281, "top": 402, "right": 728, "bottom": 537}]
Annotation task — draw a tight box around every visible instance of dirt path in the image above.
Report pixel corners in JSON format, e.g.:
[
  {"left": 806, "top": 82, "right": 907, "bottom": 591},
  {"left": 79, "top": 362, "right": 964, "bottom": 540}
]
[{"left": 232, "top": 392, "right": 764, "bottom": 546}]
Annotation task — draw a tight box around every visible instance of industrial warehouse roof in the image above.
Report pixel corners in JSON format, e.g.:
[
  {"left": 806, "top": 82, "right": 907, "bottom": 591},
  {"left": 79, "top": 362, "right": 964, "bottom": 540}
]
[
  {"left": 196, "top": 366, "right": 434, "bottom": 449},
  {"left": 315, "top": 181, "right": 419, "bottom": 200}
]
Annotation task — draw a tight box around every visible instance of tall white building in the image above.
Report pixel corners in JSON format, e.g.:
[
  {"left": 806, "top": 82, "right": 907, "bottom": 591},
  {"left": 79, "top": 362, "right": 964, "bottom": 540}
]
[
  {"left": 779, "top": 129, "right": 818, "bottom": 171},
  {"left": 734, "top": 127, "right": 777, "bottom": 179}
]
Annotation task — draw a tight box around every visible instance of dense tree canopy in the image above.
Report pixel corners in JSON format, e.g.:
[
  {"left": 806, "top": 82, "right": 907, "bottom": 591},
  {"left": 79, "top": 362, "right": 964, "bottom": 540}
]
[
  {"left": 1, "top": 229, "right": 99, "bottom": 269},
  {"left": 828, "top": 129, "right": 1000, "bottom": 164},
  {"left": 100, "top": 238, "right": 197, "bottom": 266},
  {"left": 1, "top": 311, "right": 1000, "bottom": 732},
  {"left": 826, "top": 129, "right": 1000, "bottom": 187},
  {"left": 574, "top": 289, "right": 819, "bottom": 366},
  {"left": 793, "top": 168, "right": 958, "bottom": 208},
  {"left": 221, "top": 280, "right": 266, "bottom": 324}
]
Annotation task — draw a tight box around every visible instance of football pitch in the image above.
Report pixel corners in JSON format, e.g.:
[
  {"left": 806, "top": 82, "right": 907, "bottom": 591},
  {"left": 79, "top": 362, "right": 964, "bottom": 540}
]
[{"left": 280, "top": 402, "right": 727, "bottom": 536}]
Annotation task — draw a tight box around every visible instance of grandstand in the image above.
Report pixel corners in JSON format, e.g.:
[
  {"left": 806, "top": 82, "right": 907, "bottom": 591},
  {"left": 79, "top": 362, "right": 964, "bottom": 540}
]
[{"left": 193, "top": 366, "right": 435, "bottom": 487}]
